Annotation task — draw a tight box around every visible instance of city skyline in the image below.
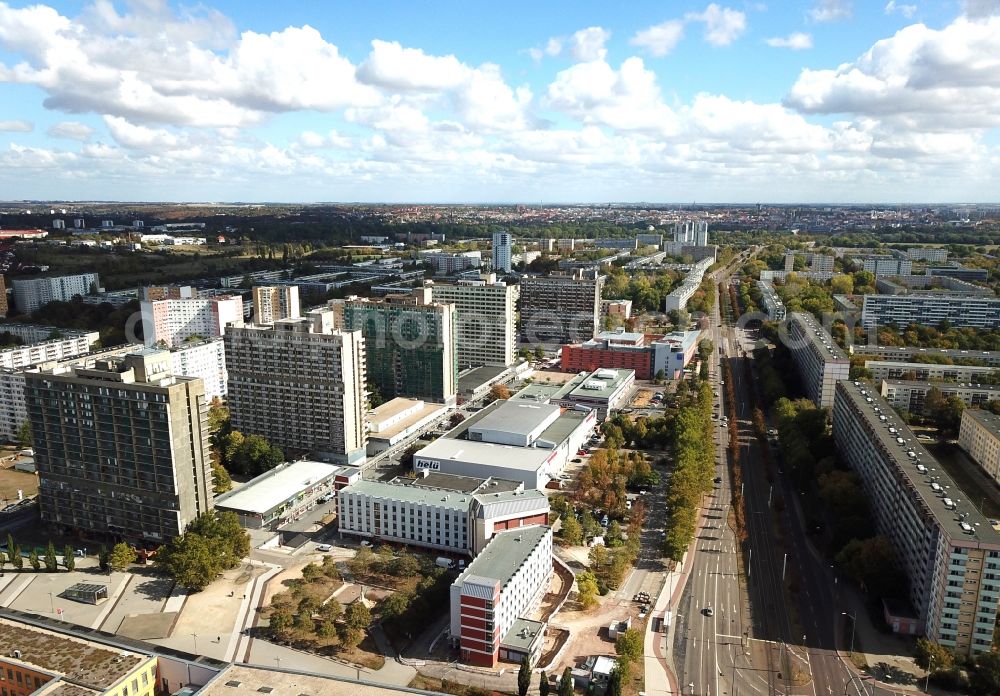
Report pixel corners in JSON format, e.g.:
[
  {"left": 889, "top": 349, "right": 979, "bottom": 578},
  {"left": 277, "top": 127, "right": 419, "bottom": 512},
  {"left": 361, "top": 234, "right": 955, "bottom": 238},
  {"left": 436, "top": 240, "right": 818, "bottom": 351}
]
[{"left": 0, "top": 0, "right": 998, "bottom": 203}]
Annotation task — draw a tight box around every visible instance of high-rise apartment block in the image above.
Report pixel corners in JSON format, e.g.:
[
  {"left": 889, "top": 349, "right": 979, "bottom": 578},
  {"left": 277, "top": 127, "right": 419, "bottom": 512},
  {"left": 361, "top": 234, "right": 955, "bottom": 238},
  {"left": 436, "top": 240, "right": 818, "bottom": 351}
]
[
  {"left": 25, "top": 349, "right": 213, "bottom": 542},
  {"left": 757, "top": 280, "right": 786, "bottom": 321},
  {"left": 861, "top": 294, "right": 1000, "bottom": 330},
  {"left": 958, "top": 409, "right": 1000, "bottom": 487},
  {"left": 252, "top": 285, "right": 300, "bottom": 325},
  {"left": 431, "top": 275, "right": 518, "bottom": 368},
  {"left": 12, "top": 273, "right": 100, "bottom": 313},
  {"left": 169, "top": 338, "right": 228, "bottom": 399},
  {"left": 225, "top": 311, "right": 367, "bottom": 464},
  {"left": 343, "top": 288, "right": 457, "bottom": 405},
  {"left": 518, "top": 270, "right": 604, "bottom": 344},
  {"left": 141, "top": 295, "right": 244, "bottom": 347},
  {"left": 851, "top": 255, "right": 913, "bottom": 276},
  {"left": 492, "top": 231, "right": 512, "bottom": 274},
  {"left": 0, "top": 275, "right": 6, "bottom": 317},
  {"left": 906, "top": 247, "right": 949, "bottom": 262},
  {"left": 833, "top": 380, "right": 1000, "bottom": 655},
  {"left": 664, "top": 220, "right": 708, "bottom": 254},
  {"left": 787, "top": 313, "right": 850, "bottom": 408}
]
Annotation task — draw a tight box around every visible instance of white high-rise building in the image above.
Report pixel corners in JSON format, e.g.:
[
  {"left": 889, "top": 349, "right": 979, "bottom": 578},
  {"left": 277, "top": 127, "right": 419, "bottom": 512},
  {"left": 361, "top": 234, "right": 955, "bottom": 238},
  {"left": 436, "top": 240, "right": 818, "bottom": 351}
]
[
  {"left": 431, "top": 274, "right": 519, "bottom": 368},
  {"left": 141, "top": 295, "right": 244, "bottom": 348},
  {"left": 169, "top": 338, "right": 228, "bottom": 400},
  {"left": 225, "top": 310, "right": 367, "bottom": 464},
  {"left": 12, "top": 273, "right": 100, "bottom": 314},
  {"left": 252, "top": 286, "right": 300, "bottom": 325},
  {"left": 492, "top": 231, "right": 512, "bottom": 274}
]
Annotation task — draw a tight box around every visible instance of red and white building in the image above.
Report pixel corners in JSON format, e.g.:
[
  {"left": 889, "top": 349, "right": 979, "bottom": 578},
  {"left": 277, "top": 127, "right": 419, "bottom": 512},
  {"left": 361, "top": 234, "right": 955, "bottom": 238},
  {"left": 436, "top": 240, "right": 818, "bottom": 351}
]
[
  {"left": 141, "top": 295, "right": 243, "bottom": 347},
  {"left": 450, "top": 525, "right": 553, "bottom": 667},
  {"left": 0, "top": 229, "right": 47, "bottom": 239}
]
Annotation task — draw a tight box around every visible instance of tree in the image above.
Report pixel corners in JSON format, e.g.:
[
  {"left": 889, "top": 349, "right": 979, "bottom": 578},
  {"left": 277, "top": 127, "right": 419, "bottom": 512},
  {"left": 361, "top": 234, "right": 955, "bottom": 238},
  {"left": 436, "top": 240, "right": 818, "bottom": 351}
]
[
  {"left": 158, "top": 533, "right": 220, "bottom": 590},
  {"left": 97, "top": 544, "right": 108, "bottom": 572},
  {"left": 607, "top": 664, "right": 625, "bottom": 696},
  {"left": 211, "top": 461, "right": 232, "bottom": 495},
  {"left": 227, "top": 432, "right": 284, "bottom": 477},
  {"left": 605, "top": 521, "right": 623, "bottom": 547},
  {"left": 294, "top": 609, "right": 315, "bottom": 634},
  {"left": 338, "top": 624, "right": 364, "bottom": 650},
  {"left": 539, "top": 671, "right": 550, "bottom": 696},
  {"left": 490, "top": 383, "right": 512, "bottom": 402},
  {"left": 269, "top": 607, "right": 293, "bottom": 640},
  {"left": 379, "top": 591, "right": 411, "bottom": 620},
  {"left": 63, "top": 545, "right": 74, "bottom": 572},
  {"left": 316, "top": 617, "right": 336, "bottom": 639},
  {"left": 577, "top": 571, "right": 599, "bottom": 609},
  {"left": 349, "top": 546, "right": 376, "bottom": 576},
  {"left": 914, "top": 638, "right": 954, "bottom": 672},
  {"left": 616, "top": 628, "right": 643, "bottom": 664},
  {"left": 28, "top": 549, "right": 39, "bottom": 571},
  {"left": 302, "top": 563, "right": 323, "bottom": 582},
  {"left": 108, "top": 542, "right": 137, "bottom": 572},
  {"left": 971, "top": 652, "right": 1000, "bottom": 696},
  {"left": 345, "top": 600, "right": 372, "bottom": 630},
  {"left": 560, "top": 515, "right": 583, "bottom": 545},
  {"left": 558, "top": 667, "right": 574, "bottom": 696},
  {"left": 15, "top": 421, "right": 31, "bottom": 448},
  {"left": 44, "top": 541, "right": 58, "bottom": 572},
  {"left": 518, "top": 655, "right": 532, "bottom": 696}
]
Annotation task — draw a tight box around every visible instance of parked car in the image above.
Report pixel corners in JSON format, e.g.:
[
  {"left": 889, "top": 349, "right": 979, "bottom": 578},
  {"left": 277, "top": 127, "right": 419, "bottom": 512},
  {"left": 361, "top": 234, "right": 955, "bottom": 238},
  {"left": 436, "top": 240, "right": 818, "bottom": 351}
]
[
  {"left": 360, "top": 540, "right": 373, "bottom": 548},
  {"left": 316, "top": 544, "right": 332, "bottom": 552},
  {"left": 703, "top": 607, "right": 714, "bottom": 617}
]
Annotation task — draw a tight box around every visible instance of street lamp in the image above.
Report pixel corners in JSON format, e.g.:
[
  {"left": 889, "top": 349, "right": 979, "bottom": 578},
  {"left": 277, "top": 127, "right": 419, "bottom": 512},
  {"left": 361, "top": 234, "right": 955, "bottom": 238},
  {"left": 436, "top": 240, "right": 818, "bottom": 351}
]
[
  {"left": 924, "top": 654, "right": 934, "bottom": 693},
  {"left": 190, "top": 633, "right": 198, "bottom": 654},
  {"left": 841, "top": 611, "right": 856, "bottom": 655}
]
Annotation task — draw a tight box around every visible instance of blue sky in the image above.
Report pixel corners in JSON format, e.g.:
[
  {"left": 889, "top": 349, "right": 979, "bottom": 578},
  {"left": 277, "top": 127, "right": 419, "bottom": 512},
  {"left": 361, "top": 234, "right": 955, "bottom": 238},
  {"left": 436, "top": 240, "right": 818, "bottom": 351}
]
[{"left": 0, "top": 0, "right": 998, "bottom": 202}]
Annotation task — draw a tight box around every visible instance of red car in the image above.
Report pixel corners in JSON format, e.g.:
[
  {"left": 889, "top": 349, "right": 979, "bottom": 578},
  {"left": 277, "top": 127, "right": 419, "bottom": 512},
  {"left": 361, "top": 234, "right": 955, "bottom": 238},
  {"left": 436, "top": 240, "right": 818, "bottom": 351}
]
[{"left": 577, "top": 449, "right": 587, "bottom": 456}]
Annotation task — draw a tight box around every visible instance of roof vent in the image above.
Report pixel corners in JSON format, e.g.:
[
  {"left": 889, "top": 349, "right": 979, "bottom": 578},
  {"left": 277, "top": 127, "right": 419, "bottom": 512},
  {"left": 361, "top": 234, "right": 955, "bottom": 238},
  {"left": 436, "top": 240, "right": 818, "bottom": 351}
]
[
  {"left": 10, "top": 650, "right": 21, "bottom": 659},
  {"left": 225, "top": 681, "right": 242, "bottom": 688}
]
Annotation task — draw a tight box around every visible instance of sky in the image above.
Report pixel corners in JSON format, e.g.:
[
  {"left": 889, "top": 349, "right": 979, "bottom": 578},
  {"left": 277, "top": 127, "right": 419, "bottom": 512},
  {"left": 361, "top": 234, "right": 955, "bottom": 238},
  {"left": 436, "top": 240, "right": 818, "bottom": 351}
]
[{"left": 0, "top": 0, "right": 999, "bottom": 203}]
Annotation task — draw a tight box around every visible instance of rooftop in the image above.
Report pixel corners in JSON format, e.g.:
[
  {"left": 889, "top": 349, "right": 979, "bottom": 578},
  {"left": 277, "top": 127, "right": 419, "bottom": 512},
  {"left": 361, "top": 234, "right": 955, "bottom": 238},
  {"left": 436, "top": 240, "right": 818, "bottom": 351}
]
[
  {"left": 471, "top": 400, "right": 561, "bottom": 438},
  {"left": 964, "top": 409, "right": 1000, "bottom": 437},
  {"left": 403, "top": 471, "right": 521, "bottom": 495},
  {"left": 215, "top": 460, "right": 344, "bottom": 514},
  {"left": 0, "top": 617, "right": 147, "bottom": 690},
  {"left": 457, "top": 525, "right": 551, "bottom": 588},
  {"left": 565, "top": 368, "right": 634, "bottom": 399},
  {"left": 415, "top": 437, "right": 554, "bottom": 470},
  {"left": 790, "top": 312, "right": 848, "bottom": 361},
  {"left": 341, "top": 478, "right": 471, "bottom": 511},
  {"left": 200, "top": 664, "right": 442, "bottom": 696},
  {"left": 882, "top": 380, "right": 1000, "bottom": 393},
  {"left": 838, "top": 380, "right": 1000, "bottom": 545},
  {"left": 367, "top": 400, "right": 447, "bottom": 440},
  {"left": 457, "top": 364, "right": 515, "bottom": 393},
  {"left": 538, "top": 408, "right": 590, "bottom": 445},
  {"left": 501, "top": 618, "right": 546, "bottom": 652}
]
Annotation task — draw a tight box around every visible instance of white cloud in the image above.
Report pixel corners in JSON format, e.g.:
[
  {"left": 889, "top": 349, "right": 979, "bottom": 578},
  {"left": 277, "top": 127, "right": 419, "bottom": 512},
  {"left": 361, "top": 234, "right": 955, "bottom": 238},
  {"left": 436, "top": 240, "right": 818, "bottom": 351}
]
[
  {"left": 630, "top": 21, "right": 686, "bottom": 57},
  {"left": 785, "top": 15, "right": 1000, "bottom": 129},
  {"left": 297, "top": 130, "right": 352, "bottom": 149},
  {"left": 765, "top": 32, "right": 813, "bottom": 49},
  {"left": 686, "top": 4, "right": 747, "bottom": 46},
  {"left": 809, "top": 0, "right": 852, "bottom": 22},
  {"left": 965, "top": 0, "right": 1000, "bottom": 18},
  {"left": 569, "top": 27, "right": 611, "bottom": 61},
  {"left": 358, "top": 40, "right": 470, "bottom": 91},
  {"left": 885, "top": 2, "right": 917, "bottom": 18},
  {"left": 47, "top": 121, "right": 93, "bottom": 140},
  {"left": 0, "top": 120, "right": 32, "bottom": 132}
]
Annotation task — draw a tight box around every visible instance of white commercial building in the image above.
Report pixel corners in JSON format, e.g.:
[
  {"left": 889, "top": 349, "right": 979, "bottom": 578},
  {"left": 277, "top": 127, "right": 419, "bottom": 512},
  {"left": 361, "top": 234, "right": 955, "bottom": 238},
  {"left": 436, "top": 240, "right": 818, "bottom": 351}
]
[
  {"left": 424, "top": 251, "right": 483, "bottom": 275},
  {"left": 338, "top": 472, "right": 549, "bottom": 556},
  {"left": 414, "top": 399, "right": 596, "bottom": 488},
  {"left": 492, "top": 231, "right": 512, "bottom": 274},
  {"left": 366, "top": 397, "right": 449, "bottom": 455},
  {"left": 450, "top": 525, "right": 553, "bottom": 667},
  {"left": 12, "top": 273, "right": 101, "bottom": 313},
  {"left": 141, "top": 295, "right": 244, "bottom": 347},
  {"left": 431, "top": 275, "right": 519, "bottom": 369},
  {"left": 787, "top": 313, "right": 850, "bottom": 408},
  {"left": 833, "top": 380, "right": 1000, "bottom": 654},
  {"left": 252, "top": 286, "right": 300, "bottom": 325}
]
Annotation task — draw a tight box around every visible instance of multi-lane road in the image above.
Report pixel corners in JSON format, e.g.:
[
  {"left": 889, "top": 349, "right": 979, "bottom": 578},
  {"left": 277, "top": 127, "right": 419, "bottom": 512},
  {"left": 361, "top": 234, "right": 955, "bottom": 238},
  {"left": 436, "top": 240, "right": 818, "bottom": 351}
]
[{"left": 674, "top": 263, "right": 911, "bottom": 696}]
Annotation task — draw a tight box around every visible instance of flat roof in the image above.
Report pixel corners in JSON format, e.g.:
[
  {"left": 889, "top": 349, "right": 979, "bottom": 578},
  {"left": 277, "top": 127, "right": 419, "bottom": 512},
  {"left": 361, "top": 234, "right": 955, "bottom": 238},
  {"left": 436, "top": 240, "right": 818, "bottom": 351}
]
[
  {"left": 416, "top": 437, "right": 554, "bottom": 470},
  {"left": 851, "top": 344, "right": 1000, "bottom": 363},
  {"left": 471, "top": 400, "right": 561, "bottom": 437},
  {"left": 501, "top": 618, "right": 546, "bottom": 652},
  {"left": 865, "top": 360, "right": 994, "bottom": 373},
  {"left": 565, "top": 368, "right": 634, "bottom": 399},
  {"left": 458, "top": 525, "right": 550, "bottom": 588},
  {"left": 596, "top": 330, "right": 645, "bottom": 342},
  {"left": 838, "top": 380, "right": 1000, "bottom": 544},
  {"left": 883, "top": 379, "right": 1000, "bottom": 393},
  {"left": 368, "top": 401, "right": 447, "bottom": 441},
  {"left": 0, "top": 617, "right": 147, "bottom": 690},
  {"left": 458, "top": 364, "right": 513, "bottom": 392},
  {"left": 397, "top": 471, "right": 521, "bottom": 494},
  {"left": 369, "top": 397, "right": 424, "bottom": 422},
  {"left": 538, "top": 409, "right": 590, "bottom": 444},
  {"left": 215, "top": 460, "right": 342, "bottom": 514},
  {"left": 790, "top": 312, "right": 849, "bottom": 361},
  {"left": 201, "top": 664, "right": 443, "bottom": 696},
  {"left": 964, "top": 409, "right": 1000, "bottom": 437},
  {"left": 341, "top": 479, "right": 471, "bottom": 511}
]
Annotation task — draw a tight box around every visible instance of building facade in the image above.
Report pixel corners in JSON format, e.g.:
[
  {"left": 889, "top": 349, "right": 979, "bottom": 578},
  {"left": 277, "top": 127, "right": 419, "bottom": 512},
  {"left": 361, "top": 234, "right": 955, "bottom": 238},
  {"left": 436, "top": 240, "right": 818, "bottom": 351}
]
[
  {"left": 787, "top": 313, "right": 851, "bottom": 408},
  {"left": 519, "top": 271, "right": 604, "bottom": 345},
  {"left": 958, "top": 409, "right": 1000, "bottom": 487},
  {"left": 431, "top": 276, "right": 519, "bottom": 368},
  {"left": 879, "top": 379, "right": 1000, "bottom": 415},
  {"left": 225, "top": 312, "right": 367, "bottom": 464},
  {"left": 25, "top": 350, "right": 213, "bottom": 543},
  {"left": 252, "top": 285, "right": 300, "bottom": 325},
  {"left": 850, "top": 344, "right": 1000, "bottom": 367},
  {"left": 12, "top": 273, "right": 100, "bottom": 313},
  {"left": 141, "top": 295, "right": 244, "bottom": 347},
  {"left": 756, "top": 280, "right": 786, "bottom": 321},
  {"left": 343, "top": 288, "right": 457, "bottom": 405},
  {"left": 861, "top": 294, "right": 1000, "bottom": 330},
  {"left": 864, "top": 360, "right": 995, "bottom": 384},
  {"left": 169, "top": 338, "right": 228, "bottom": 400},
  {"left": 833, "top": 380, "right": 1000, "bottom": 655},
  {"left": 450, "top": 525, "right": 554, "bottom": 667},
  {"left": 492, "top": 231, "right": 512, "bottom": 274}
]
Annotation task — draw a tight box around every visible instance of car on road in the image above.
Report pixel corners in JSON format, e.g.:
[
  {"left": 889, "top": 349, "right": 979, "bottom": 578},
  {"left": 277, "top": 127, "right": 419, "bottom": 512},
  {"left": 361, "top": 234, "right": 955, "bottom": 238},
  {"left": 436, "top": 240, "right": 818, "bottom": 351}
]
[
  {"left": 572, "top": 458, "right": 582, "bottom": 463},
  {"left": 703, "top": 607, "right": 714, "bottom": 617},
  {"left": 316, "top": 544, "right": 332, "bottom": 552},
  {"left": 577, "top": 449, "right": 587, "bottom": 455},
  {"left": 713, "top": 476, "right": 722, "bottom": 483},
  {"left": 638, "top": 605, "right": 649, "bottom": 619},
  {"left": 360, "top": 540, "right": 373, "bottom": 548}
]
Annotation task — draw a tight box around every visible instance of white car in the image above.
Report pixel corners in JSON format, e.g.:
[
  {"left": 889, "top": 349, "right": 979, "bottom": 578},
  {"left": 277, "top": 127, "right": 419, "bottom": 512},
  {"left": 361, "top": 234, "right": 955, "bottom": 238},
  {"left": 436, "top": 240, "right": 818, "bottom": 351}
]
[
  {"left": 360, "top": 540, "right": 373, "bottom": 548},
  {"left": 316, "top": 544, "right": 332, "bottom": 552}
]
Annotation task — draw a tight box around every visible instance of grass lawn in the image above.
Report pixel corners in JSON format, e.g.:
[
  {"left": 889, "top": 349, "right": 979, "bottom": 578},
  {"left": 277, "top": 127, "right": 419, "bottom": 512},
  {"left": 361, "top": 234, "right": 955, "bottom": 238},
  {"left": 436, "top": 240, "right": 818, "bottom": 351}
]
[{"left": 0, "top": 467, "right": 38, "bottom": 503}]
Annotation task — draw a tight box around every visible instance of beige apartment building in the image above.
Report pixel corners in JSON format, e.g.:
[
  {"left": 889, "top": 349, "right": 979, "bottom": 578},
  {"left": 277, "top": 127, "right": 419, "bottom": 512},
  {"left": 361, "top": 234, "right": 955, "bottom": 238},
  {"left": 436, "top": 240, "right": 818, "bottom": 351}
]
[
  {"left": 431, "top": 274, "right": 518, "bottom": 369},
  {"left": 959, "top": 409, "right": 1000, "bottom": 485}
]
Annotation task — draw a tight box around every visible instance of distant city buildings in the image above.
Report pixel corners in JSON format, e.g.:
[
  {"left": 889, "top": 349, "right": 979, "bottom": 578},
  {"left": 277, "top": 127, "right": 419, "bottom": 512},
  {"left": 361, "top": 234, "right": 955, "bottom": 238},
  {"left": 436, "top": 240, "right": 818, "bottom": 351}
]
[
  {"left": 252, "top": 285, "right": 300, "bottom": 325},
  {"left": 492, "top": 231, "right": 512, "bottom": 274},
  {"left": 664, "top": 258, "right": 713, "bottom": 313},
  {"left": 343, "top": 287, "right": 457, "bottom": 405},
  {"left": 431, "top": 275, "right": 518, "bottom": 369},
  {"left": 850, "top": 344, "right": 1000, "bottom": 367},
  {"left": 664, "top": 220, "right": 708, "bottom": 255},
  {"left": 26, "top": 349, "right": 213, "bottom": 543},
  {"left": 756, "top": 280, "right": 786, "bottom": 321},
  {"left": 849, "top": 255, "right": 913, "bottom": 276},
  {"left": 12, "top": 272, "right": 100, "bottom": 313},
  {"left": 560, "top": 328, "right": 701, "bottom": 380},
  {"left": 519, "top": 270, "right": 604, "bottom": 345},
  {"left": 905, "top": 247, "right": 948, "bottom": 262},
  {"left": 863, "top": 360, "right": 994, "bottom": 384},
  {"left": 833, "top": 380, "right": 1000, "bottom": 655},
  {"left": 225, "top": 311, "right": 367, "bottom": 464},
  {"left": 141, "top": 294, "right": 244, "bottom": 347}
]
